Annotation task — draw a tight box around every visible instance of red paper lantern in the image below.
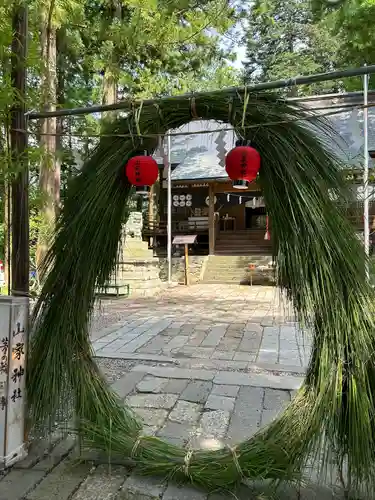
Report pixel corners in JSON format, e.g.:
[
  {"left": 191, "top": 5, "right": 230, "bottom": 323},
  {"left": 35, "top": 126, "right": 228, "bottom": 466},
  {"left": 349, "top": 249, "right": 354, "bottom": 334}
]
[
  {"left": 225, "top": 145, "right": 261, "bottom": 189},
  {"left": 125, "top": 155, "right": 159, "bottom": 194}
]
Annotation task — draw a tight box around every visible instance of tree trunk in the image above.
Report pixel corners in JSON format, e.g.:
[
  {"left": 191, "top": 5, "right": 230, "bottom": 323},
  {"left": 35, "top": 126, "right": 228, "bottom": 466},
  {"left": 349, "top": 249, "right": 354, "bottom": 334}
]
[
  {"left": 1, "top": 53, "right": 11, "bottom": 292},
  {"left": 103, "top": 69, "right": 117, "bottom": 107},
  {"left": 55, "top": 27, "right": 66, "bottom": 217},
  {"left": 287, "top": 37, "right": 298, "bottom": 97},
  {"left": 36, "top": 5, "right": 57, "bottom": 273},
  {"left": 0, "top": 122, "right": 11, "bottom": 292},
  {"left": 4, "top": 182, "right": 10, "bottom": 291},
  {"left": 102, "top": 1, "right": 121, "bottom": 111}
]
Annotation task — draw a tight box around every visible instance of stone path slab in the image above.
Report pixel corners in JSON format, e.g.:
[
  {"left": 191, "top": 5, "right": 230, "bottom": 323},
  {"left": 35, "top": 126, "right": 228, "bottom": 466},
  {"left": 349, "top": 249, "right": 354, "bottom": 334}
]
[
  {"left": 71, "top": 465, "right": 127, "bottom": 500},
  {"left": 111, "top": 369, "right": 294, "bottom": 449},
  {"left": 91, "top": 285, "right": 311, "bottom": 373}
]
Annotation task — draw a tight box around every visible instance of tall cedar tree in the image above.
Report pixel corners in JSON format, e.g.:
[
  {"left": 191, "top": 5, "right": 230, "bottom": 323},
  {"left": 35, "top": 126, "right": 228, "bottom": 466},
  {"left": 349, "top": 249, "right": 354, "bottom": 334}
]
[{"left": 244, "top": 0, "right": 340, "bottom": 95}]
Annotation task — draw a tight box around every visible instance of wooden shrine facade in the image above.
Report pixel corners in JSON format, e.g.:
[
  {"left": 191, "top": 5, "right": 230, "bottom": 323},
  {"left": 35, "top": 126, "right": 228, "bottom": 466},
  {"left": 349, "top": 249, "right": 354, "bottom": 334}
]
[
  {"left": 144, "top": 177, "right": 269, "bottom": 256},
  {"left": 143, "top": 167, "right": 375, "bottom": 257}
]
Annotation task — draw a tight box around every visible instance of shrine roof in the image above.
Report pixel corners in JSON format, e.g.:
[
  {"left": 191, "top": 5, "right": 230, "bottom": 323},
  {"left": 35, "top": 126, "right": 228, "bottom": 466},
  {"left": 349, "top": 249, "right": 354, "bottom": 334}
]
[{"left": 153, "top": 93, "right": 375, "bottom": 181}]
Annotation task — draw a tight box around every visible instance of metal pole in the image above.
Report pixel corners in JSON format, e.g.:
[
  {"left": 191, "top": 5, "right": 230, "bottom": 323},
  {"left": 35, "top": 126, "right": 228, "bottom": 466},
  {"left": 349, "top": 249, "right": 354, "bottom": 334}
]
[
  {"left": 290, "top": 89, "right": 375, "bottom": 103},
  {"left": 363, "top": 66, "right": 370, "bottom": 280},
  {"left": 27, "top": 65, "right": 375, "bottom": 120},
  {"left": 167, "top": 135, "right": 172, "bottom": 284}
]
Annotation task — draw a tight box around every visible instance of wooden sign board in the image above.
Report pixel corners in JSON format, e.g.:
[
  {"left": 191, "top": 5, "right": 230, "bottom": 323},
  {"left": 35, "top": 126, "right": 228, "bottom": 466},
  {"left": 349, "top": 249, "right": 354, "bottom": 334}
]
[{"left": 173, "top": 235, "right": 197, "bottom": 245}]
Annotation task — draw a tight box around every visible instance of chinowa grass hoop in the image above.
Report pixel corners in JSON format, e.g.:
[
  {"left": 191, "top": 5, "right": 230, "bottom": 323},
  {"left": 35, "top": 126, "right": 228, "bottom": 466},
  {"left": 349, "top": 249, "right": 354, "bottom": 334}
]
[{"left": 27, "top": 90, "right": 375, "bottom": 496}]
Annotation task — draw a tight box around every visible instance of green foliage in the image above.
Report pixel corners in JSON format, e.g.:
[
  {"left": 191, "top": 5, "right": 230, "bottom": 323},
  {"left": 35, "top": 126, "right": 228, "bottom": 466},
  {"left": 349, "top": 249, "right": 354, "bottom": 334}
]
[
  {"left": 1, "top": 0, "right": 241, "bottom": 279},
  {"left": 244, "top": 0, "right": 375, "bottom": 94},
  {"left": 244, "top": 0, "right": 341, "bottom": 95},
  {"left": 332, "top": 0, "right": 375, "bottom": 90},
  {"left": 25, "top": 0, "right": 239, "bottom": 116},
  {"left": 28, "top": 91, "right": 375, "bottom": 494},
  {"left": 309, "top": 0, "right": 375, "bottom": 90}
]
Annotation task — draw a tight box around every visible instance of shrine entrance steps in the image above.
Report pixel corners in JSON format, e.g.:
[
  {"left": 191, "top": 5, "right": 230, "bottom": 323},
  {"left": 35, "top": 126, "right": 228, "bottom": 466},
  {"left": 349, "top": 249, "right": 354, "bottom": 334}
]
[
  {"left": 202, "top": 255, "right": 274, "bottom": 285},
  {"left": 214, "top": 229, "right": 272, "bottom": 256}
]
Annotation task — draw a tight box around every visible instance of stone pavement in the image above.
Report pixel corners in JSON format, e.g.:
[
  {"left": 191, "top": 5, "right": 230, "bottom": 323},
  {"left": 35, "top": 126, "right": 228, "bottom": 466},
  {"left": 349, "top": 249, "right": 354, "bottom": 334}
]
[
  {"left": 92, "top": 285, "right": 311, "bottom": 373},
  {"left": 1, "top": 285, "right": 345, "bottom": 500},
  {"left": 112, "top": 367, "right": 299, "bottom": 448}
]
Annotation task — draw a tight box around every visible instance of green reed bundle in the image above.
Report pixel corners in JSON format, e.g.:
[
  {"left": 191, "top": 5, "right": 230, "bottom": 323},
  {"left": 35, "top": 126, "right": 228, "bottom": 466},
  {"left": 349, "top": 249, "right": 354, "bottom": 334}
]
[{"left": 27, "top": 91, "right": 375, "bottom": 497}]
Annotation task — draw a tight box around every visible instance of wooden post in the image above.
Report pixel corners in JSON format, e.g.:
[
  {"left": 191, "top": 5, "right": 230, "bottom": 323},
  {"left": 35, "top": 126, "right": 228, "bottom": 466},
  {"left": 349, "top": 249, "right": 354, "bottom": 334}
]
[
  {"left": 184, "top": 243, "right": 189, "bottom": 286},
  {"left": 208, "top": 184, "right": 215, "bottom": 255},
  {"left": 10, "top": 3, "right": 29, "bottom": 296},
  {"left": 250, "top": 264, "right": 255, "bottom": 286},
  {"left": 148, "top": 184, "right": 154, "bottom": 247}
]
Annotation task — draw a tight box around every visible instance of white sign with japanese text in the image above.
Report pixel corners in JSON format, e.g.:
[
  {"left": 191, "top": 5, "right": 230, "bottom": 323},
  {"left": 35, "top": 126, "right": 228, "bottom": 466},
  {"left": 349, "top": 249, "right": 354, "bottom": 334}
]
[{"left": 0, "top": 296, "right": 28, "bottom": 468}]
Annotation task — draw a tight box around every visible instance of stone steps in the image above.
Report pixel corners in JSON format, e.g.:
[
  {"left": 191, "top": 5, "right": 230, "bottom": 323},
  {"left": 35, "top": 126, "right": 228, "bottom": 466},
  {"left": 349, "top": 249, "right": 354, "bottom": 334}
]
[
  {"left": 215, "top": 229, "right": 272, "bottom": 257},
  {"left": 217, "top": 229, "right": 267, "bottom": 237},
  {"left": 215, "top": 247, "right": 272, "bottom": 256},
  {"left": 206, "top": 263, "right": 272, "bottom": 270},
  {"left": 203, "top": 271, "right": 270, "bottom": 279},
  {"left": 203, "top": 278, "right": 274, "bottom": 285},
  {"left": 204, "top": 268, "right": 273, "bottom": 276},
  {"left": 207, "top": 256, "right": 272, "bottom": 264},
  {"left": 214, "top": 249, "right": 272, "bottom": 256},
  {"left": 208, "top": 257, "right": 272, "bottom": 265},
  {"left": 202, "top": 255, "right": 275, "bottom": 284}
]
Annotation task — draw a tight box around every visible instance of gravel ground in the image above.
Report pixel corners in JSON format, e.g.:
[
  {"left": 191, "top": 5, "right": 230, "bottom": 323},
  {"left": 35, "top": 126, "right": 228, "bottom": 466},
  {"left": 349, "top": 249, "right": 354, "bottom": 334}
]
[
  {"left": 95, "top": 357, "right": 137, "bottom": 383},
  {"left": 89, "top": 298, "right": 133, "bottom": 337}
]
